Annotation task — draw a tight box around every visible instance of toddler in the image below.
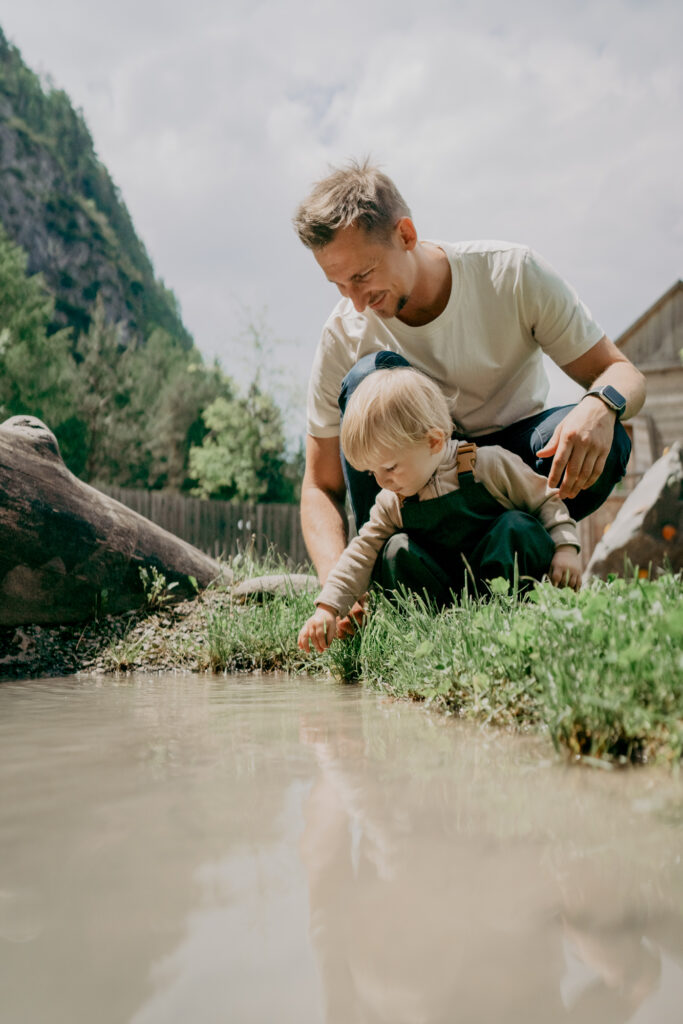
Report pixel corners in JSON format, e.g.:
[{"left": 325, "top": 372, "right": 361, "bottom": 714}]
[{"left": 299, "top": 368, "right": 581, "bottom": 653}]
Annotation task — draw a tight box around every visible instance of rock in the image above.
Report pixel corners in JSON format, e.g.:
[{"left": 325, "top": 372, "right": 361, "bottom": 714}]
[
  {"left": 585, "top": 442, "right": 683, "bottom": 579},
  {"left": 0, "top": 415, "right": 229, "bottom": 625},
  {"left": 232, "top": 573, "right": 319, "bottom": 602}
]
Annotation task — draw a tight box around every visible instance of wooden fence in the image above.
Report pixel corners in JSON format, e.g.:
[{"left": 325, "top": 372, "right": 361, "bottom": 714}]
[
  {"left": 99, "top": 473, "right": 640, "bottom": 573},
  {"left": 98, "top": 487, "right": 309, "bottom": 566}
]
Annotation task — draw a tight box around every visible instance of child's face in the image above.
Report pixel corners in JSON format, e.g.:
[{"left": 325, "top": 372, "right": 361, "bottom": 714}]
[{"left": 363, "top": 431, "right": 446, "bottom": 498}]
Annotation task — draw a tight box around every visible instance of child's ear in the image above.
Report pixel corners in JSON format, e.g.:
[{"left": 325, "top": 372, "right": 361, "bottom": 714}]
[{"left": 427, "top": 429, "right": 446, "bottom": 453}]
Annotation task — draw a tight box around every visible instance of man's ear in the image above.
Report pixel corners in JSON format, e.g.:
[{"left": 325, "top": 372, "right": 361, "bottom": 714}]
[
  {"left": 426, "top": 428, "right": 446, "bottom": 452},
  {"left": 395, "top": 218, "right": 418, "bottom": 251}
]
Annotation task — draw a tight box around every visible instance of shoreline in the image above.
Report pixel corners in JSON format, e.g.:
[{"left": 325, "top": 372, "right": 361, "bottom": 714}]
[{"left": 2, "top": 573, "right": 682, "bottom": 766}]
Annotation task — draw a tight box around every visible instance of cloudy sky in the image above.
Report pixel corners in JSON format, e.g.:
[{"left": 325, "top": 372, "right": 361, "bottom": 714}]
[{"left": 3, "top": 0, "right": 682, "bottom": 423}]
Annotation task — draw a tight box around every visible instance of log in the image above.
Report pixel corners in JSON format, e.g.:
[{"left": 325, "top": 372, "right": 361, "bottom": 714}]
[
  {"left": 232, "top": 573, "right": 320, "bottom": 602},
  {"left": 0, "top": 416, "right": 228, "bottom": 625}
]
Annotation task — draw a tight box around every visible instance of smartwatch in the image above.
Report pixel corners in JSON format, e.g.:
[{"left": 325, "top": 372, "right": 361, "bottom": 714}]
[{"left": 582, "top": 384, "right": 626, "bottom": 419}]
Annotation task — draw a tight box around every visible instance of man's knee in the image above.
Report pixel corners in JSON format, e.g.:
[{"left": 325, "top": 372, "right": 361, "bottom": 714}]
[
  {"left": 338, "top": 351, "right": 412, "bottom": 414},
  {"left": 563, "top": 421, "right": 632, "bottom": 520},
  {"left": 610, "top": 421, "right": 632, "bottom": 478}
]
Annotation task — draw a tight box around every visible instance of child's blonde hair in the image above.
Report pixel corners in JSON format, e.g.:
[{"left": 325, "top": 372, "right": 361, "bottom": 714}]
[{"left": 341, "top": 368, "right": 453, "bottom": 469}]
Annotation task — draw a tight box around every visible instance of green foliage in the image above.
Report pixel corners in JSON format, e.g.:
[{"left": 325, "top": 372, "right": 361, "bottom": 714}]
[
  {"left": 202, "top": 592, "right": 314, "bottom": 673},
  {"left": 0, "top": 223, "right": 77, "bottom": 436},
  {"left": 0, "top": 224, "right": 298, "bottom": 495},
  {"left": 71, "top": 298, "right": 234, "bottom": 487},
  {"left": 189, "top": 383, "right": 297, "bottom": 502},
  {"left": 0, "top": 32, "right": 303, "bottom": 497},
  {"left": 139, "top": 566, "right": 179, "bottom": 609}
]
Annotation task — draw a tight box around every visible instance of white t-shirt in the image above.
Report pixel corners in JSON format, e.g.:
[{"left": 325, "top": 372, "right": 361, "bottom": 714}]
[{"left": 306, "top": 240, "right": 604, "bottom": 438}]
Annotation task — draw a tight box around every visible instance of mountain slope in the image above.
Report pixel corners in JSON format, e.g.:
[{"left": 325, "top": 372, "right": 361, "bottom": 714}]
[{"left": 0, "top": 27, "right": 192, "bottom": 348}]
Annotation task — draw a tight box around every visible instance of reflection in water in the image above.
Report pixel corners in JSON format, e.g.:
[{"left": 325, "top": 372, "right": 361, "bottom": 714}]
[
  {"left": 0, "top": 673, "right": 681, "bottom": 1023},
  {"left": 299, "top": 705, "right": 683, "bottom": 1023}
]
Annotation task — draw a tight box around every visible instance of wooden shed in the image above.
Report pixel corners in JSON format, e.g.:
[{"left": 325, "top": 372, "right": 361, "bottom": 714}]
[
  {"left": 616, "top": 279, "right": 683, "bottom": 473},
  {"left": 578, "top": 280, "right": 682, "bottom": 563}
]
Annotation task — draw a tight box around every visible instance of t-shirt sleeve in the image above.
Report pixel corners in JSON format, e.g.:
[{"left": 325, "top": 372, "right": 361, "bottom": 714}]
[
  {"left": 518, "top": 250, "right": 604, "bottom": 367},
  {"left": 306, "top": 326, "right": 353, "bottom": 438}
]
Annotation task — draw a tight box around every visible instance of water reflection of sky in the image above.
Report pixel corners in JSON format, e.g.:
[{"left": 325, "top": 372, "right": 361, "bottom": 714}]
[
  {"left": 131, "top": 788, "right": 323, "bottom": 1023},
  {"left": 1, "top": 673, "right": 682, "bottom": 1023}
]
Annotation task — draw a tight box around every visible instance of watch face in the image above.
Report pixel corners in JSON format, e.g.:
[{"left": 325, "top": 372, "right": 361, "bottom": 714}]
[{"left": 600, "top": 385, "right": 626, "bottom": 412}]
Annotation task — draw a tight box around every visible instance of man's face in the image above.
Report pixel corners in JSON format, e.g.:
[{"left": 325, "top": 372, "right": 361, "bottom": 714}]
[{"left": 314, "top": 222, "right": 417, "bottom": 319}]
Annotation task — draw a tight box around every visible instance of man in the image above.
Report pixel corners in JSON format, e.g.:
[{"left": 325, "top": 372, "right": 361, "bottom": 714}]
[{"left": 293, "top": 159, "right": 645, "bottom": 625}]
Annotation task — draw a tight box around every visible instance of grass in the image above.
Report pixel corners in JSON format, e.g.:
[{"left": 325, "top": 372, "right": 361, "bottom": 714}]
[
  {"left": 199, "top": 570, "right": 683, "bottom": 765},
  {"left": 321, "top": 574, "right": 683, "bottom": 764},
  {"left": 203, "top": 591, "right": 314, "bottom": 673},
  {"left": 104, "top": 547, "right": 683, "bottom": 765}
]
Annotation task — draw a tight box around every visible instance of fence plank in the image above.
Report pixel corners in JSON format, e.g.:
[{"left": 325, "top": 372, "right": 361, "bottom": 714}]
[{"left": 95, "top": 487, "right": 309, "bottom": 567}]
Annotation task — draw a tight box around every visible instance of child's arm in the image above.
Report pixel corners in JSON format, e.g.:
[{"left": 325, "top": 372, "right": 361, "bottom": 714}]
[
  {"left": 315, "top": 491, "right": 402, "bottom": 619},
  {"left": 299, "top": 492, "right": 402, "bottom": 653}
]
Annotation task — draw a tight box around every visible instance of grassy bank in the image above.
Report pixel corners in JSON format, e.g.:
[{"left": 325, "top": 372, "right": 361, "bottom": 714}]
[
  {"left": 330, "top": 575, "right": 683, "bottom": 765},
  {"left": 102, "top": 568, "right": 683, "bottom": 765}
]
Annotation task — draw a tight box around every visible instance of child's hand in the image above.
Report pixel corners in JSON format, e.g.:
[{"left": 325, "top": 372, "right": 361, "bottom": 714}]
[
  {"left": 298, "top": 604, "right": 339, "bottom": 653},
  {"left": 549, "top": 545, "right": 582, "bottom": 591},
  {"left": 336, "top": 596, "right": 367, "bottom": 638}
]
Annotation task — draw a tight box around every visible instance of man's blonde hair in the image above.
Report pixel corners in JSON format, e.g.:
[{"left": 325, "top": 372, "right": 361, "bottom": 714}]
[
  {"left": 293, "top": 158, "right": 411, "bottom": 250},
  {"left": 341, "top": 368, "right": 453, "bottom": 469}
]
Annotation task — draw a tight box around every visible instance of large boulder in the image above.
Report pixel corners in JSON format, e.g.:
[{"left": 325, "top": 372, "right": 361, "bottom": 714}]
[
  {"left": 0, "top": 415, "right": 228, "bottom": 625},
  {"left": 585, "top": 442, "right": 683, "bottom": 579}
]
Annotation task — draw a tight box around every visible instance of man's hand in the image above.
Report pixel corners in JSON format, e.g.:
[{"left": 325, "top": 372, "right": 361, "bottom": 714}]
[
  {"left": 536, "top": 397, "right": 616, "bottom": 500},
  {"left": 298, "top": 604, "right": 339, "bottom": 654},
  {"left": 548, "top": 545, "right": 582, "bottom": 591}
]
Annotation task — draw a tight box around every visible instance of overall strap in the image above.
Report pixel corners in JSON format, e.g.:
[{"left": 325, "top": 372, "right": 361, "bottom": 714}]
[{"left": 456, "top": 441, "right": 477, "bottom": 476}]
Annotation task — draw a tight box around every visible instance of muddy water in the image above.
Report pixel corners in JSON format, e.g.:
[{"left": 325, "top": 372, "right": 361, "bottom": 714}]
[{"left": 0, "top": 673, "right": 682, "bottom": 1023}]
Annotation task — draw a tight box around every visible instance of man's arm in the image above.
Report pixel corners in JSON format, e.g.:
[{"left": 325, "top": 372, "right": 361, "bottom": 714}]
[
  {"left": 300, "top": 435, "right": 349, "bottom": 585},
  {"left": 537, "top": 336, "right": 646, "bottom": 500}
]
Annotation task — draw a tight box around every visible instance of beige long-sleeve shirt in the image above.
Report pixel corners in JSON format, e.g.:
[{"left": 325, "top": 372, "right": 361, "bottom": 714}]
[{"left": 317, "top": 440, "right": 579, "bottom": 617}]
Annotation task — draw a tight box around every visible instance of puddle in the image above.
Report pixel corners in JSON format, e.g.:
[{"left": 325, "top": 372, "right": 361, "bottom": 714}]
[{"left": 0, "top": 672, "right": 681, "bottom": 1023}]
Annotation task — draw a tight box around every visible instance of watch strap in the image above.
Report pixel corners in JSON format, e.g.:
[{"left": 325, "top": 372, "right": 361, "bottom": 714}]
[{"left": 583, "top": 385, "right": 626, "bottom": 418}]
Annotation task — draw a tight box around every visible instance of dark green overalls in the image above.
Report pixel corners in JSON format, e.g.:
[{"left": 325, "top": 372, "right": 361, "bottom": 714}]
[{"left": 377, "top": 445, "right": 555, "bottom": 604}]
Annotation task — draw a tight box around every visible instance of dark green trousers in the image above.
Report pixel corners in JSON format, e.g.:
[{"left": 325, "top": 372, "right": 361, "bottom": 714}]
[{"left": 378, "top": 471, "right": 555, "bottom": 604}]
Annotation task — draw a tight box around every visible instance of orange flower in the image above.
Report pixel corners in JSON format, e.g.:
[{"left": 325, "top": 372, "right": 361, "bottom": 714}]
[{"left": 661, "top": 524, "right": 677, "bottom": 542}]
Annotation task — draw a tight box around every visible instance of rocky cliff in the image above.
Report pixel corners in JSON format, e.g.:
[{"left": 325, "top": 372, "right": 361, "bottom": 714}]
[{"left": 0, "top": 27, "right": 191, "bottom": 349}]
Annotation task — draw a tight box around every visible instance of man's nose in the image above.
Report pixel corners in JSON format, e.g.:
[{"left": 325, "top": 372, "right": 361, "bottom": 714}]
[{"left": 348, "top": 283, "right": 367, "bottom": 312}]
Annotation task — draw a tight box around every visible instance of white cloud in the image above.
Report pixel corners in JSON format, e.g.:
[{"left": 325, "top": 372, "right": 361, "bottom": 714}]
[{"left": 2, "top": 0, "right": 682, "bottom": 417}]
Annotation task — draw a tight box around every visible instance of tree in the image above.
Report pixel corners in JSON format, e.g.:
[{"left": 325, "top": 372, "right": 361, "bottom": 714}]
[
  {"left": 188, "top": 383, "right": 296, "bottom": 502},
  {"left": 0, "top": 224, "right": 77, "bottom": 441},
  {"left": 70, "top": 300, "right": 236, "bottom": 488}
]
